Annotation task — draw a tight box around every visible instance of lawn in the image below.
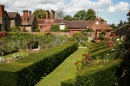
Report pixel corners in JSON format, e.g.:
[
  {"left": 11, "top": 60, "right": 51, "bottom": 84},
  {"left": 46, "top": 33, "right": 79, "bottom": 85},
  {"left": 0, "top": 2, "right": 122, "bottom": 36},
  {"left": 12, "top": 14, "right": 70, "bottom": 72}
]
[{"left": 35, "top": 48, "right": 88, "bottom": 86}]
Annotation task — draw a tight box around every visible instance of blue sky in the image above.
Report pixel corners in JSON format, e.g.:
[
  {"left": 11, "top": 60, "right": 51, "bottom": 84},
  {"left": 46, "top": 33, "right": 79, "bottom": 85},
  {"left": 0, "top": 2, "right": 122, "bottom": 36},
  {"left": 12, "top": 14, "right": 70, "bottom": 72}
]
[{"left": 0, "top": 0, "right": 130, "bottom": 25}]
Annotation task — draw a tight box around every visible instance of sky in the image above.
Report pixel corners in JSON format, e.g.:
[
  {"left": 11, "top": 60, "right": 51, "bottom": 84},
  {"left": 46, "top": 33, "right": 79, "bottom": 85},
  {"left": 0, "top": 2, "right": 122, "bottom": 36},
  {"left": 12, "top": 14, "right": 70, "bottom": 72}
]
[{"left": 0, "top": 0, "right": 130, "bottom": 25}]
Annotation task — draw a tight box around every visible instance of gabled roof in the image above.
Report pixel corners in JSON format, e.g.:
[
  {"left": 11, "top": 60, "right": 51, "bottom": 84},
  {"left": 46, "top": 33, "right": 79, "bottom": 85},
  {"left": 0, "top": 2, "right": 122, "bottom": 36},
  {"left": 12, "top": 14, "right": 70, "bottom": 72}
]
[
  {"left": 97, "top": 23, "right": 113, "bottom": 31},
  {"left": 4, "top": 11, "right": 9, "bottom": 19},
  {"left": 37, "top": 18, "right": 63, "bottom": 25},
  {"left": 7, "top": 12, "right": 17, "bottom": 19},
  {"left": 89, "top": 17, "right": 102, "bottom": 27},
  {"left": 65, "top": 21, "right": 92, "bottom": 29},
  {"left": 21, "top": 15, "right": 36, "bottom": 25}
]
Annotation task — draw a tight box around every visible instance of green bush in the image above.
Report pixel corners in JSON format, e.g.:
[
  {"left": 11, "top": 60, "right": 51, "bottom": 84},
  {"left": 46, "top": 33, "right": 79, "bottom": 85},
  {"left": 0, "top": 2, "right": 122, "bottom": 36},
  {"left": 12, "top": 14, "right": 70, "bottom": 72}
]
[
  {"left": 75, "top": 60, "right": 120, "bottom": 86},
  {"left": 0, "top": 41, "right": 78, "bottom": 86},
  {"left": 50, "top": 25, "right": 60, "bottom": 32}
]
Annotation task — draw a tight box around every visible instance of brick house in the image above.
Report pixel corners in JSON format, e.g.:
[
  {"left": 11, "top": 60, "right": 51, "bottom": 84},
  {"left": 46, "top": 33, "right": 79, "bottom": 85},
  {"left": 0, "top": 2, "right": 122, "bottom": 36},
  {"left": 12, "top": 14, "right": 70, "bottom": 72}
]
[
  {"left": 21, "top": 10, "right": 38, "bottom": 32},
  {"left": 37, "top": 10, "right": 63, "bottom": 32},
  {"left": 7, "top": 12, "right": 21, "bottom": 27},
  {"left": 65, "top": 18, "right": 113, "bottom": 39},
  {"left": 0, "top": 5, "right": 10, "bottom": 31}
]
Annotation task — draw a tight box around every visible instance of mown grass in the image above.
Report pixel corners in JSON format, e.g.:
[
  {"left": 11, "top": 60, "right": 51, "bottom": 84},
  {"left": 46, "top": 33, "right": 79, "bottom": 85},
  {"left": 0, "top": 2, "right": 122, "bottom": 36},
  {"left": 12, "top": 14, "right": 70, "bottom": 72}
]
[{"left": 35, "top": 48, "right": 88, "bottom": 86}]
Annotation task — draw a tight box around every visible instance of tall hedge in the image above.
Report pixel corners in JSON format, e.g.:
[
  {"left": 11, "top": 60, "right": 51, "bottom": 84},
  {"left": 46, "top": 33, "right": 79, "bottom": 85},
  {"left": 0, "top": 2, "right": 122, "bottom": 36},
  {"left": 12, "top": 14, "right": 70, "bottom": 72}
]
[
  {"left": 75, "top": 61, "right": 120, "bottom": 86},
  {"left": 61, "top": 60, "right": 120, "bottom": 86},
  {"left": 0, "top": 41, "right": 78, "bottom": 86}
]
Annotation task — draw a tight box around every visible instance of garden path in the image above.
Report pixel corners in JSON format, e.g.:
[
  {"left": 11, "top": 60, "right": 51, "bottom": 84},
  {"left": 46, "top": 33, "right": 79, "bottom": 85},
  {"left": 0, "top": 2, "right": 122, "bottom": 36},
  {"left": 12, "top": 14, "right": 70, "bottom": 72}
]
[{"left": 35, "top": 48, "right": 87, "bottom": 86}]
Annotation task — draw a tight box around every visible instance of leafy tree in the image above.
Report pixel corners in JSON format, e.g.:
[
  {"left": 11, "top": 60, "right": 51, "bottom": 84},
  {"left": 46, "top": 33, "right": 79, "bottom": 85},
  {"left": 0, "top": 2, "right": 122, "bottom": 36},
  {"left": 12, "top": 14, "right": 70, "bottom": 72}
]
[
  {"left": 86, "top": 9, "right": 96, "bottom": 21},
  {"left": 64, "top": 15, "right": 73, "bottom": 21},
  {"left": 100, "top": 17, "right": 106, "bottom": 22},
  {"left": 33, "top": 9, "right": 46, "bottom": 19},
  {"left": 117, "top": 20, "right": 124, "bottom": 28},
  {"left": 73, "top": 10, "right": 87, "bottom": 20},
  {"left": 109, "top": 23, "right": 118, "bottom": 30},
  {"left": 55, "top": 8, "right": 65, "bottom": 18}
]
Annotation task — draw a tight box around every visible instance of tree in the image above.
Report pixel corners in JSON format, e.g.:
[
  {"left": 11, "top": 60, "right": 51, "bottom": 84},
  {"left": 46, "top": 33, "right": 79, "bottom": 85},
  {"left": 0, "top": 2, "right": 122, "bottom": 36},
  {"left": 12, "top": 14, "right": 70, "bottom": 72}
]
[
  {"left": 117, "top": 20, "right": 124, "bottom": 28},
  {"left": 73, "top": 10, "right": 87, "bottom": 20},
  {"left": 33, "top": 9, "right": 46, "bottom": 19},
  {"left": 64, "top": 15, "right": 73, "bottom": 21},
  {"left": 55, "top": 8, "right": 65, "bottom": 18},
  {"left": 100, "top": 17, "right": 106, "bottom": 22},
  {"left": 86, "top": 9, "right": 96, "bottom": 21},
  {"left": 109, "top": 23, "right": 118, "bottom": 30}
]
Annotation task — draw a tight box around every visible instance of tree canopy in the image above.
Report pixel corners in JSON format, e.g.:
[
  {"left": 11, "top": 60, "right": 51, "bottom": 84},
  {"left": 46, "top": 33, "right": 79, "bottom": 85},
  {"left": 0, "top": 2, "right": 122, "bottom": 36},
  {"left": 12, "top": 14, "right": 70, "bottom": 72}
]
[
  {"left": 74, "top": 10, "right": 87, "bottom": 20},
  {"left": 64, "top": 15, "right": 73, "bottom": 21},
  {"left": 86, "top": 9, "right": 96, "bottom": 21},
  {"left": 33, "top": 9, "right": 46, "bottom": 19}
]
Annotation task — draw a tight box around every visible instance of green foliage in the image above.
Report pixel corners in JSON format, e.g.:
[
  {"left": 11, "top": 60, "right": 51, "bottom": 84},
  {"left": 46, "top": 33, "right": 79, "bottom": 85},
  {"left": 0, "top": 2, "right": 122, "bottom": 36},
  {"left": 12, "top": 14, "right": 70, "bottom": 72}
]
[
  {"left": 75, "top": 60, "right": 120, "bottom": 86},
  {"left": 74, "top": 10, "right": 87, "bottom": 20},
  {"left": 86, "top": 28, "right": 94, "bottom": 32},
  {"left": 50, "top": 25, "right": 60, "bottom": 32},
  {"left": 9, "top": 26, "right": 21, "bottom": 32},
  {"left": 98, "top": 30, "right": 106, "bottom": 40},
  {"left": 64, "top": 15, "right": 73, "bottom": 21},
  {"left": 33, "top": 9, "right": 46, "bottom": 19},
  {"left": 35, "top": 27, "right": 40, "bottom": 32},
  {"left": 72, "top": 32, "right": 88, "bottom": 47},
  {"left": 50, "top": 25, "right": 69, "bottom": 32},
  {"left": 109, "top": 23, "right": 118, "bottom": 30},
  {"left": 0, "top": 41, "right": 78, "bottom": 86},
  {"left": 86, "top": 9, "right": 96, "bottom": 21}
]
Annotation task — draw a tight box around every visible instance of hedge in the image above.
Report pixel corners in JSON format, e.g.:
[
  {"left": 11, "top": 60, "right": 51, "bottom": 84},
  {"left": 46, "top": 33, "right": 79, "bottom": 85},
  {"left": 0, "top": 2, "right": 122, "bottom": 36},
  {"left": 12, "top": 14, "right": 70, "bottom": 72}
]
[
  {"left": 0, "top": 41, "right": 78, "bottom": 86},
  {"left": 61, "top": 60, "right": 121, "bottom": 86},
  {"left": 75, "top": 60, "right": 120, "bottom": 86}
]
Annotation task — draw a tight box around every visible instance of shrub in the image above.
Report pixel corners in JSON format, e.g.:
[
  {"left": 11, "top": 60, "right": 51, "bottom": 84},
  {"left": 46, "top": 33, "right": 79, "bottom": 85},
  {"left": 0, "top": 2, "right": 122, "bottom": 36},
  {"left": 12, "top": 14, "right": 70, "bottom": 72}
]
[
  {"left": 75, "top": 60, "right": 120, "bottom": 86},
  {"left": 0, "top": 41, "right": 78, "bottom": 86}
]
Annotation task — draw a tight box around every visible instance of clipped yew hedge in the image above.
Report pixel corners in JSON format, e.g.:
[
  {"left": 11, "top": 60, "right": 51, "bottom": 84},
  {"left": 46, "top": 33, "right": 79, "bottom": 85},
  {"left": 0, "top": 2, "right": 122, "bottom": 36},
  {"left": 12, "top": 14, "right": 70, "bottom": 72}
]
[
  {"left": 75, "top": 60, "right": 120, "bottom": 86},
  {"left": 0, "top": 41, "right": 78, "bottom": 86},
  {"left": 61, "top": 60, "right": 120, "bottom": 86}
]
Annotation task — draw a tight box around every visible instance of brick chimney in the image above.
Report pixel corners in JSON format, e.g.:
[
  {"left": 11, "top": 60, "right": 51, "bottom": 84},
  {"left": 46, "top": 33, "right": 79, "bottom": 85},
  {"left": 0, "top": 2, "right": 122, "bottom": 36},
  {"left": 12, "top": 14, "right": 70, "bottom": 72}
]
[
  {"left": 46, "top": 10, "right": 49, "bottom": 19},
  {"left": 0, "top": 5, "right": 4, "bottom": 19},
  {"left": 51, "top": 10, "right": 55, "bottom": 19},
  {"left": 23, "top": 10, "right": 28, "bottom": 24},
  {"left": 28, "top": 11, "right": 32, "bottom": 16}
]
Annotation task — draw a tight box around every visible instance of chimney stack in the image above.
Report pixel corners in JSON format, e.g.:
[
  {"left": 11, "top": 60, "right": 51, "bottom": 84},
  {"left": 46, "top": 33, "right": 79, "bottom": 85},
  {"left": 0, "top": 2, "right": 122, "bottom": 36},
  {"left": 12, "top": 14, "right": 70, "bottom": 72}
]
[
  {"left": 0, "top": 5, "right": 4, "bottom": 19},
  {"left": 51, "top": 10, "right": 55, "bottom": 19},
  {"left": 28, "top": 11, "right": 32, "bottom": 16},
  {"left": 23, "top": 10, "right": 28, "bottom": 24},
  {"left": 46, "top": 10, "right": 49, "bottom": 20}
]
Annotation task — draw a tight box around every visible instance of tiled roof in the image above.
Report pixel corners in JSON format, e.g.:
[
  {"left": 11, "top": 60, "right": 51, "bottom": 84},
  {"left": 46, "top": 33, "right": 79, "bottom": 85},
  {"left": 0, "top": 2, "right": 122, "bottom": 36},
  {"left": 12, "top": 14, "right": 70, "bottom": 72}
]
[
  {"left": 64, "top": 21, "right": 92, "bottom": 29},
  {"left": 7, "top": 12, "right": 17, "bottom": 19},
  {"left": 21, "top": 15, "right": 35, "bottom": 25},
  {"left": 28, "top": 15, "right": 35, "bottom": 25},
  {"left": 37, "top": 18, "right": 63, "bottom": 25},
  {"left": 97, "top": 23, "right": 113, "bottom": 31}
]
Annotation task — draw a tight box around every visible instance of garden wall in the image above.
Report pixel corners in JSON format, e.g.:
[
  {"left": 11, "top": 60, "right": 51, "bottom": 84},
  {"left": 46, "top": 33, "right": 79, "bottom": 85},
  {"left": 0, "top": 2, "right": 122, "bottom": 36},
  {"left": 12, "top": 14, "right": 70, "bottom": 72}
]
[{"left": 0, "top": 41, "right": 78, "bottom": 86}]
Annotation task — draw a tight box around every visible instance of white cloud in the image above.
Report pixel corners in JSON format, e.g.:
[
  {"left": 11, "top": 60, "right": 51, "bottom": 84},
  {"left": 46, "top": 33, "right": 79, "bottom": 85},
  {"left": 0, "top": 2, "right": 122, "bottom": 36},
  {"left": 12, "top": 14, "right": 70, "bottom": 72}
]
[{"left": 108, "top": 2, "right": 129, "bottom": 12}]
